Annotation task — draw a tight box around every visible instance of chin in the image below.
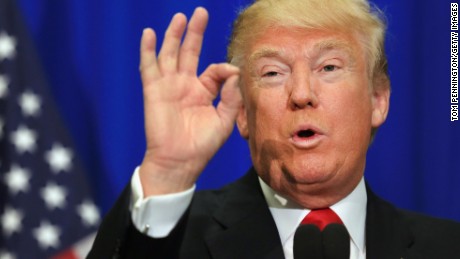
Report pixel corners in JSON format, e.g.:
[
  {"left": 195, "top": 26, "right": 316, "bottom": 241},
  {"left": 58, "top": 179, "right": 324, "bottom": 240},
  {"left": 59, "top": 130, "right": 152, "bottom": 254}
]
[{"left": 281, "top": 161, "right": 334, "bottom": 185}]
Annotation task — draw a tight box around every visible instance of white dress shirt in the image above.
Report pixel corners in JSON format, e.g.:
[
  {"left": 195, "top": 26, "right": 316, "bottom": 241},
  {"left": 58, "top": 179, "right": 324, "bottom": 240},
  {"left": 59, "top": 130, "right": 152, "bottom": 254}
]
[
  {"left": 258, "top": 178, "right": 367, "bottom": 259},
  {"left": 130, "top": 167, "right": 367, "bottom": 258},
  {"left": 131, "top": 167, "right": 195, "bottom": 237}
]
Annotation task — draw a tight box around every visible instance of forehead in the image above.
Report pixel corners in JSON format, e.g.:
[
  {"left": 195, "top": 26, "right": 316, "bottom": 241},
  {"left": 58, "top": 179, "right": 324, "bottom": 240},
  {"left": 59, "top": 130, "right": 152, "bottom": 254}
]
[{"left": 246, "top": 27, "right": 363, "bottom": 62}]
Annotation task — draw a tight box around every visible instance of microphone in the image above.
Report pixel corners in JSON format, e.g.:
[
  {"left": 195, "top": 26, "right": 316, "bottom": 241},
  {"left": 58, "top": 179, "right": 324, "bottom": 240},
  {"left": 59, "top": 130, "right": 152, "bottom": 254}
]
[
  {"left": 322, "top": 223, "right": 350, "bottom": 259},
  {"left": 293, "top": 224, "right": 322, "bottom": 259}
]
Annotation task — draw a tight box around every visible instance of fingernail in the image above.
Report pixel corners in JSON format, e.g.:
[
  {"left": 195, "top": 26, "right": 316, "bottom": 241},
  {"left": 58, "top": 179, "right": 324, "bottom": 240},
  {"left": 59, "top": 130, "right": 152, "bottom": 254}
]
[{"left": 227, "top": 64, "right": 240, "bottom": 72}]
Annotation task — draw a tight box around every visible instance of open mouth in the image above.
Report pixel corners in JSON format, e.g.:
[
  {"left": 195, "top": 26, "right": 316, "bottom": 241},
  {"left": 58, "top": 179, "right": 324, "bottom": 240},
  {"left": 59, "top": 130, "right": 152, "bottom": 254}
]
[
  {"left": 291, "top": 126, "right": 323, "bottom": 148},
  {"left": 296, "top": 129, "right": 316, "bottom": 138}
]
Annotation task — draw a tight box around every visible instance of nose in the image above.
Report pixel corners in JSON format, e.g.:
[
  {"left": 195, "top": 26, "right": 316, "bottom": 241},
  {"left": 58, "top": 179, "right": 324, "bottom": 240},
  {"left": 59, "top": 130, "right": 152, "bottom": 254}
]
[{"left": 288, "top": 68, "right": 318, "bottom": 110}]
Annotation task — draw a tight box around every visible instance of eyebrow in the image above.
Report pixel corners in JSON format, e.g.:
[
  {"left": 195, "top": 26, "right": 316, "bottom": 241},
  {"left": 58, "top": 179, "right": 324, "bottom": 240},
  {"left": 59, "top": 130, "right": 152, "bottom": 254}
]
[
  {"left": 247, "top": 38, "right": 357, "bottom": 65},
  {"left": 310, "top": 39, "right": 357, "bottom": 63},
  {"left": 247, "top": 47, "right": 288, "bottom": 67}
]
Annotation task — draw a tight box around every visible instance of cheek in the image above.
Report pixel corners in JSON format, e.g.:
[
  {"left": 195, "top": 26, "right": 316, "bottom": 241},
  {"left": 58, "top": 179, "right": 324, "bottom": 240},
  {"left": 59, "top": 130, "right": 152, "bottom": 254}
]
[
  {"left": 327, "top": 87, "right": 373, "bottom": 144},
  {"left": 246, "top": 88, "right": 287, "bottom": 130},
  {"left": 245, "top": 91, "right": 289, "bottom": 164}
]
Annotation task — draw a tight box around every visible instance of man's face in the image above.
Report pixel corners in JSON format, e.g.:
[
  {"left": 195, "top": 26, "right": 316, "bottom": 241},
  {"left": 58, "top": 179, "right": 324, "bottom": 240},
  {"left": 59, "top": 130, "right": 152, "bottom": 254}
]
[{"left": 236, "top": 27, "right": 389, "bottom": 208}]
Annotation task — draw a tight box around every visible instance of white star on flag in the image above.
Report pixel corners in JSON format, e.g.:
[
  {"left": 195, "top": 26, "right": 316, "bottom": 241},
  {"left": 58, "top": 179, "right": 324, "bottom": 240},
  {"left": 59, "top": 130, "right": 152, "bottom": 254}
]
[
  {"left": 10, "top": 125, "right": 37, "bottom": 153},
  {"left": 45, "top": 143, "right": 73, "bottom": 173},
  {"left": 3, "top": 165, "right": 31, "bottom": 194},
  {"left": 77, "top": 201, "right": 100, "bottom": 227},
  {"left": 0, "top": 74, "right": 8, "bottom": 98},
  {"left": 18, "top": 91, "right": 41, "bottom": 116},
  {"left": 40, "top": 182, "right": 67, "bottom": 210},
  {"left": 0, "top": 31, "right": 16, "bottom": 61},
  {"left": 1, "top": 207, "right": 23, "bottom": 237},
  {"left": 32, "top": 221, "right": 61, "bottom": 249},
  {"left": 0, "top": 250, "right": 16, "bottom": 259},
  {"left": 0, "top": 118, "right": 4, "bottom": 139}
]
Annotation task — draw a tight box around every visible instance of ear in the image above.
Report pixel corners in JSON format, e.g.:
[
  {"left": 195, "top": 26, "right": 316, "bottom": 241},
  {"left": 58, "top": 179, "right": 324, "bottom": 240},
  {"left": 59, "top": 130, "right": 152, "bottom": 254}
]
[
  {"left": 371, "top": 82, "right": 390, "bottom": 128},
  {"left": 236, "top": 103, "right": 249, "bottom": 139}
]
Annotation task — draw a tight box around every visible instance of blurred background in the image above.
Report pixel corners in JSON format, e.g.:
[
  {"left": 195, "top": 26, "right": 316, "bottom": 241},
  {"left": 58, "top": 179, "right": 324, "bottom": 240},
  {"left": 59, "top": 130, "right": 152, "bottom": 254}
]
[{"left": 1, "top": 0, "right": 459, "bottom": 257}]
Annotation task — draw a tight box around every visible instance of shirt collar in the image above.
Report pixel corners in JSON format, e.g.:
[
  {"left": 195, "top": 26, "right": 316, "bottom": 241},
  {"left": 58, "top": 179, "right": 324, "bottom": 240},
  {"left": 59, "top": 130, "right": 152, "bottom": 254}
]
[{"left": 258, "top": 177, "right": 367, "bottom": 253}]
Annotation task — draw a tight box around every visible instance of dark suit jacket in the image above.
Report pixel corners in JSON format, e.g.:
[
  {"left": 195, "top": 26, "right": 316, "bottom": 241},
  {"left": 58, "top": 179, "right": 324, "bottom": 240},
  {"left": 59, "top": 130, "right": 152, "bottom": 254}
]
[{"left": 88, "top": 168, "right": 460, "bottom": 258}]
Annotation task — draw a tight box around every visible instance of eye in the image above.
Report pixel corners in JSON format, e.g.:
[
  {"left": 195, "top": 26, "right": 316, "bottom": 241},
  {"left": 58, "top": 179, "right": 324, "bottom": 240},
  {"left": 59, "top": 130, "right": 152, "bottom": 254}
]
[
  {"left": 322, "top": 65, "right": 337, "bottom": 72},
  {"left": 263, "top": 71, "right": 279, "bottom": 77}
]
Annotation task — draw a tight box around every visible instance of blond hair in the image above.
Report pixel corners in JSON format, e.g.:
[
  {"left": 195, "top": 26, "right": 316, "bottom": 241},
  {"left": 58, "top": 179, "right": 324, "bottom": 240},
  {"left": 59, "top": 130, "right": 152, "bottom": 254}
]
[{"left": 227, "top": 0, "right": 389, "bottom": 89}]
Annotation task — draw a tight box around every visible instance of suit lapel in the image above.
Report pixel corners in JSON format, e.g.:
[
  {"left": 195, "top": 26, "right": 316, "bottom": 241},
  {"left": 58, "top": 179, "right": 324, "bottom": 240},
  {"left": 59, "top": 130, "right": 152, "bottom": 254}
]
[
  {"left": 204, "top": 168, "right": 285, "bottom": 259},
  {"left": 203, "top": 174, "right": 419, "bottom": 258},
  {"left": 365, "top": 184, "right": 414, "bottom": 258}
]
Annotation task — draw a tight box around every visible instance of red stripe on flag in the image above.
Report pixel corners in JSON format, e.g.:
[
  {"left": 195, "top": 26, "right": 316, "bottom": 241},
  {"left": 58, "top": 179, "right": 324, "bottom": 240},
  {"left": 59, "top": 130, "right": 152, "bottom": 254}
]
[{"left": 52, "top": 248, "right": 78, "bottom": 259}]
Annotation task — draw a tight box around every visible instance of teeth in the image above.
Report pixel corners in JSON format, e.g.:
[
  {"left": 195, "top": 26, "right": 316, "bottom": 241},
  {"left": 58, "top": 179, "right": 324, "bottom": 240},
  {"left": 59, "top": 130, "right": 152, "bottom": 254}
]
[{"left": 298, "top": 130, "right": 315, "bottom": 138}]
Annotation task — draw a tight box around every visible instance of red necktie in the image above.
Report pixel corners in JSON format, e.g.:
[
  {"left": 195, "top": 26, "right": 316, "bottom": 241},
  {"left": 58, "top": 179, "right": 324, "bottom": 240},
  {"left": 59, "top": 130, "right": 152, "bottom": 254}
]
[{"left": 301, "top": 208, "right": 343, "bottom": 231}]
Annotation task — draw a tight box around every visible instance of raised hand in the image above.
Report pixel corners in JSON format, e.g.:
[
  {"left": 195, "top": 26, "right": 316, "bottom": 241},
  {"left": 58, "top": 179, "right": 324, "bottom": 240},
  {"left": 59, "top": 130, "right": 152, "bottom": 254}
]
[{"left": 138, "top": 7, "right": 242, "bottom": 196}]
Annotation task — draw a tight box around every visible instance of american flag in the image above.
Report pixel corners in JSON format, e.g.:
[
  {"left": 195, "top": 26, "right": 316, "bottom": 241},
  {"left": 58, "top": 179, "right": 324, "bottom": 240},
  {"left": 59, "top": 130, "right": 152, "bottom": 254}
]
[{"left": 0, "top": 0, "right": 100, "bottom": 258}]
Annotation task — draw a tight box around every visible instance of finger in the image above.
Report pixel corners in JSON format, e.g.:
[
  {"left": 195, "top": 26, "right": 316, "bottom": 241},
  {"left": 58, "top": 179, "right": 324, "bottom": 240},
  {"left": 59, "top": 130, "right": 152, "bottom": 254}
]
[
  {"left": 140, "top": 28, "right": 160, "bottom": 85},
  {"left": 216, "top": 74, "right": 243, "bottom": 130},
  {"left": 199, "top": 63, "right": 240, "bottom": 98},
  {"left": 157, "top": 13, "right": 187, "bottom": 74},
  {"left": 178, "top": 7, "right": 209, "bottom": 75}
]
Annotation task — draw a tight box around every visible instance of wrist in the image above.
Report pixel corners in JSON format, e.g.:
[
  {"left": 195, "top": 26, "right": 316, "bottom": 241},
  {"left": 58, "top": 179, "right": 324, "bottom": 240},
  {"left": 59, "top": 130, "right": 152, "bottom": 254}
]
[{"left": 139, "top": 156, "right": 198, "bottom": 196}]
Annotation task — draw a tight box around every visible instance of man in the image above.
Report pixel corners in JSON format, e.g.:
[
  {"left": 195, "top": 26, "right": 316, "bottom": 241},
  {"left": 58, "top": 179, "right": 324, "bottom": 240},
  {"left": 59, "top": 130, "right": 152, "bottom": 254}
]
[{"left": 88, "top": 0, "right": 460, "bottom": 258}]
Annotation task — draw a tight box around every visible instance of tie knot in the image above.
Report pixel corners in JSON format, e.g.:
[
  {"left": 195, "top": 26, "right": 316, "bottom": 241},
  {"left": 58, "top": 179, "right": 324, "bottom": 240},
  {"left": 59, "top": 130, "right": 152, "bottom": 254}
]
[{"left": 301, "top": 208, "right": 343, "bottom": 231}]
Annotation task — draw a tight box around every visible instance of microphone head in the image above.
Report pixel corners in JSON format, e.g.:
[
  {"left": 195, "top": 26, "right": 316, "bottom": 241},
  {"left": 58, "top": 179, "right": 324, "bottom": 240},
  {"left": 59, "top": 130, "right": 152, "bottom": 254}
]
[
  {"left": 293, "top": 224, "right": 322, "bottom": 259},
  {"left": 322, "top": 223, "right": 350, "bottom": 259}
]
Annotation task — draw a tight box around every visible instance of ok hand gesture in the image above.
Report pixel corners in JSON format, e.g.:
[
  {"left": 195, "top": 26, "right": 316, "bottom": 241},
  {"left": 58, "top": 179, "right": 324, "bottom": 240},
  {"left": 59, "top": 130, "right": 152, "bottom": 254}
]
[{"left": 138, "top": 7, "right": 242, "bottom": 196}]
